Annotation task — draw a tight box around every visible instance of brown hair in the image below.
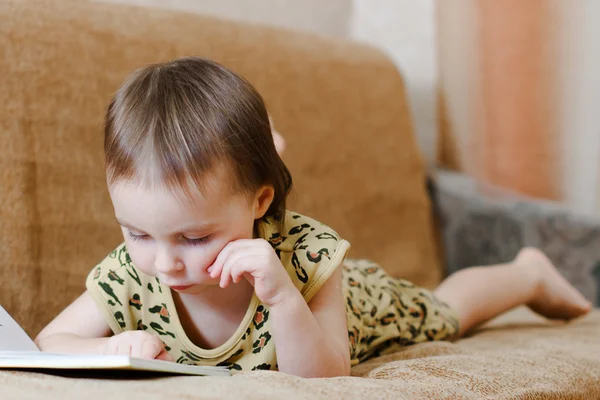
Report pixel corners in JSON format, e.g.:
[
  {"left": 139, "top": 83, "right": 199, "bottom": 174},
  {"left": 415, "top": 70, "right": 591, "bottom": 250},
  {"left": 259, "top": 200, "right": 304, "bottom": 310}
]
[{"left": 104, "top": 57, "right": 292, "bottom": 220}]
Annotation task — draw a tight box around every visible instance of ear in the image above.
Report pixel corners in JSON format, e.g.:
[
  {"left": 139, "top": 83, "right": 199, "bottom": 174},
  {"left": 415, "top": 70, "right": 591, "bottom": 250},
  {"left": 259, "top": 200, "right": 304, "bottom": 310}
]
[
  {"left": 272, "top": 129, "right": 286, "bottom": 155},
  {"left": 268, "top": 113, "right": 286, "bottom": 155},
  {"left": 253, "top": 185, "right": 275, "bottom": 220}
]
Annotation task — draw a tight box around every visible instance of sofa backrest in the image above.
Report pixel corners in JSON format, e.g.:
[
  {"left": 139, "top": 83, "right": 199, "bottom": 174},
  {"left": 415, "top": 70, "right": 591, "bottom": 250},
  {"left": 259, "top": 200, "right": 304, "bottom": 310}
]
[{"left": 0, "top": 0, "right": 441, "bottom": 335}]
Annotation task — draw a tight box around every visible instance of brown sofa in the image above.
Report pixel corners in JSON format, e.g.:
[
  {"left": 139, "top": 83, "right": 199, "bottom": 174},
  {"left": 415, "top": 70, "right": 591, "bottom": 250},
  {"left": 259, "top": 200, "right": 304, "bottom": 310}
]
[{"left": 1, "top": 0, "right": 599, "bottom": 398}]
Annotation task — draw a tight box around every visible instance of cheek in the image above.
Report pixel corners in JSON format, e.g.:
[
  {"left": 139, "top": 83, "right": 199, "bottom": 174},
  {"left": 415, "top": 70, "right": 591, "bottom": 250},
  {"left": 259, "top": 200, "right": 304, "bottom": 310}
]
[
  {"left": 125, "top": 242, "right": 155, "bottom": 274},
  {"left": 182, "top": 243, "right": 223, "bottom": 272}
]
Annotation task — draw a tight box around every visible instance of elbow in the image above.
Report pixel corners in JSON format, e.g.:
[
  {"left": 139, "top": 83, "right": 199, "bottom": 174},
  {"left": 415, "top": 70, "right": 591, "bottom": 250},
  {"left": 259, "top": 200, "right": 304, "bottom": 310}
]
[
  {"left": 33, "top": 337, "right": 44, "bottom": 351},
  {"left": 34, "top": 330, "right": 65, "bottom": 352},
  {"left": 34, "top": 333, "right": 50, "bottom": 350},
  {"left": 286, "top": 354, "right": 350, "bottom": 378},
  {"left": 325, "top": 348, "right": 351, "bottom": 377},
  {"left": 34, "top": 326, "right": 55, "bottom": 350},
  {"left": 339, "top": 352, "right": 351, "bottom": 377},
  {"left": 320, "top": 351, "right": 351, "bottom": 378},
  {"left": 331, "top": 345, "right": 351, "bottom": 377},
  {"left": 319, "top": 361, "right": 350, "bottom": 378}
]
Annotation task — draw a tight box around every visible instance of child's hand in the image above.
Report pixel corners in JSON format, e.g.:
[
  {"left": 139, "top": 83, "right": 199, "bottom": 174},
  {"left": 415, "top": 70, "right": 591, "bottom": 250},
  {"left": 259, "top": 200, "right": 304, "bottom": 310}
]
[
  {"left": 103, "top": 331, "right": 174, "bottom": 361},
  {"left": 208, "top": 239, "right": 296, "bottom": 307}
]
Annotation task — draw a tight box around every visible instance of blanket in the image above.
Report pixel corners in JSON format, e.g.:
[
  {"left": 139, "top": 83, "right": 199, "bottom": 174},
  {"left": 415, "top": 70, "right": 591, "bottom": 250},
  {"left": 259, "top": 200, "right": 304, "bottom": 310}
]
[{"left": 2, "top": 308, "right": 598, "bottom": 399}]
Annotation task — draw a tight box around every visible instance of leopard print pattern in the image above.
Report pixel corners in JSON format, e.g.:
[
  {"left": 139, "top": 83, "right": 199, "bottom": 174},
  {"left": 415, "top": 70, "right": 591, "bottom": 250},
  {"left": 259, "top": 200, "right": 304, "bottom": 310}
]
[
  {"left": 86, "top": 211, "right": 459, "bottom": 371},
  {"left": 342, "top": 258, "right": 459, "bottom": 365}
]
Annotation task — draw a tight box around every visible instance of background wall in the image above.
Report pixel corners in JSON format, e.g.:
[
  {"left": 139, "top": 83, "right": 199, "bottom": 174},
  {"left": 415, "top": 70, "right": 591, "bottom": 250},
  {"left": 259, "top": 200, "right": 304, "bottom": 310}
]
[
  {"left": 96, "top": 0, "right": 600, "bottom": 215},
  {"left": 96, "top": 0, "right": 438, "bottom": 163},
  {"left": 437, "top": 0, "right": 600, "bottom": 215},
  {"left": 350, "top": 0, "right": 437, "bottom": 164},
  {"left": 556, "top": 0, "right": 600, "bottom": 214},
  {"left": 97, "top": 0, "right": 353, "bottom": 37}
]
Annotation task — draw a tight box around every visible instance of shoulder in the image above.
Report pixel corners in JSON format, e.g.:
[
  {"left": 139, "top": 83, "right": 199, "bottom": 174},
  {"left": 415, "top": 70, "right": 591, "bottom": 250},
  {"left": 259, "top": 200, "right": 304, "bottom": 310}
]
[
  {"left": 259, "top": 211, "right": 351, "bottom": 302},
  {"left": 262, "top": 211, "right": 345, "bottom": 252},
  {"left": 85, "top": 243, "right": 159, "bottom": 333},
  {"left": 86, "top": 243, "right": 148, "bottom": 290}
]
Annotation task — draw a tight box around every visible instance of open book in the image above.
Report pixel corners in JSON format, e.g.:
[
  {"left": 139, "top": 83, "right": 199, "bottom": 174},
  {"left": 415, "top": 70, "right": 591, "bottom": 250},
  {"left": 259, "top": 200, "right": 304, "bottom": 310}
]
[{"left": 0, "top": 306, "right": 230, "bottom": 376}]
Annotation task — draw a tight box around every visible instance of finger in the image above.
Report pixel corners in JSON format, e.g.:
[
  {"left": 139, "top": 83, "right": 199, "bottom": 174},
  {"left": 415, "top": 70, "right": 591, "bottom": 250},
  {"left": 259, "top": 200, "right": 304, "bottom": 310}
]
[
  {"left": 103, "top": 337, "right": 117, "bottom": 355},
  {"left": 209, "top": 241, "right": 237, "bottom": 279},
  {"left": 219, "top": 258, "right": 233, "bottom": 288},
  {"left": 231, "top": 261, "right": 257, "bottom": 284},
  {"left": 116, "top": 340, "right": 132, "bottom": 356},
  {"left": 209, "top": 240, "right": 257, "bottom": 278},
  {"left": 139, "top": 338, "right": 161, "bottom": 360},
  {"left": 219, "top": 249, "right": 253, "bottom": 288},
  {"left": 130, "top": 339, "right": 144, "bottom": 359},
  {"left": 226, "top": 250, "right": 266, "bottom": 287},
  {"left": 219, "top": 251, "right": 238, "bottom": 287},
  {"left": 156, "top": 348, "right": 174, "bottom": 362},
  {"left": 231, "top": 264, "right": 244, "bottom": 284}
]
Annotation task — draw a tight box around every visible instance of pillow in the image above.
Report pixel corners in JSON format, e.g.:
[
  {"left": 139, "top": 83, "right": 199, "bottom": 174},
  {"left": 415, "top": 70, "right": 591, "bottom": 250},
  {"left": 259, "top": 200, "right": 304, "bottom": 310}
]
[{"left": 431, "top": 169, "right": 600, "bottom": 306}]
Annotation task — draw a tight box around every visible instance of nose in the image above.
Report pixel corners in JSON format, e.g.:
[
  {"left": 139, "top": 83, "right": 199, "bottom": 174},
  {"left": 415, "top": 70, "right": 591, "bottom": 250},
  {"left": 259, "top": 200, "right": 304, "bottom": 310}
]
[{"left": 154, "top": 245, "right": 184, "bottom": 274}]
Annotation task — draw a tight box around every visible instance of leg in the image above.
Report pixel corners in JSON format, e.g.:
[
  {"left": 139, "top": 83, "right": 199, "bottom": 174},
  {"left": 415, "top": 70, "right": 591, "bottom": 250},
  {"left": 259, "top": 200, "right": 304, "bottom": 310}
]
[{"left": 434, "top": 247, "right": 592, "bottom": 337}]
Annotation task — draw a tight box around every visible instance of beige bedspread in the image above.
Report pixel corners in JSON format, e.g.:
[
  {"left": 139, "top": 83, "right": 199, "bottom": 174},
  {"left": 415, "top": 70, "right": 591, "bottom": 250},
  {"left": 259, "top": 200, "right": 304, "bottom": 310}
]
[
  {"left": 1, "top": 1, "right": 599, "bottom": 399},
  {"left": 2, "top": 308, "right": 598, "bottom": 400}
]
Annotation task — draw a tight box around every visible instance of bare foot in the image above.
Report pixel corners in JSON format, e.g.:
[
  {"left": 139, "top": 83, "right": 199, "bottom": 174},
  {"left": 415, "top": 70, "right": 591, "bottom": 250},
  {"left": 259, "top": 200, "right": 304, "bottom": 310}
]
[{"left": 515, "top": 247, "right": 592, "bottom": 320}]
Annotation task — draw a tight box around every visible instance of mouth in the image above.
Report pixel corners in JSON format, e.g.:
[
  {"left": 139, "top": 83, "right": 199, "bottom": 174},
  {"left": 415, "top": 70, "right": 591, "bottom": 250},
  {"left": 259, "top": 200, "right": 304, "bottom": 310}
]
[{"left": 169, "top": 285, "right": 193, "bottom": 291}]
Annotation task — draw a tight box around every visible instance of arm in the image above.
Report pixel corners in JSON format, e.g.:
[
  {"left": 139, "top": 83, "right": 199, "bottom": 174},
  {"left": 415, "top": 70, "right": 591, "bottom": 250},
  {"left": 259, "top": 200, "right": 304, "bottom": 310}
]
[
  {"left": 35, "top": 291, "right": 112, "bottom": 353},
  {"left": 209, "top": 239, "right": 351, "bottom": 377},
  {"left": 35, "top": 291, "right": 172, "bottom": 360},
  {"left": 269, "top": 266, "right": 351, "bottom": 377}
]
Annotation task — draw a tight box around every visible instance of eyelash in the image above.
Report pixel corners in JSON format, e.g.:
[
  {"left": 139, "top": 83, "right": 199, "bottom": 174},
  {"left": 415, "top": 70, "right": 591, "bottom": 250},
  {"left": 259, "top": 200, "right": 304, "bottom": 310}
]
[
  {"left": 127, "top": 231, "right": 210, "bottom": 246},
  {"left": 184, "top": 236, "right": 210, "bottom": 246}
]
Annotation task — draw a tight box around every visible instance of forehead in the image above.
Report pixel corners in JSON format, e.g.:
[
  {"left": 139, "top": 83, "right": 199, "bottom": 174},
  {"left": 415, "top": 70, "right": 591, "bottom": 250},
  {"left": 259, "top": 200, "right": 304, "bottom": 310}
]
[
  {"left": 110, "top": 180, "right": 211, "bottom": 211},
  {"left": 109, "top": 184, "right": 253, "bottom": 238},
  {"left": 108, "top": 168, "right": 241, "bottom": 223},
  {"left": 129, "top": 159, "right": 237, "bottom": 195},
  {"left": 114, "top": 160, "right": 239, "bottom": 198}
]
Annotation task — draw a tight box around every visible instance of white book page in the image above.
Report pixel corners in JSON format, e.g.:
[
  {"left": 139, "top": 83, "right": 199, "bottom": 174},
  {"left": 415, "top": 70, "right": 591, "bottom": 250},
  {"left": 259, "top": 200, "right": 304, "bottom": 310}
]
[
  {"left": 0, "top": 306, "right": 230, "bottom": 376},
  {"left": 0, "top": 352, "right": 230, "bottom": 376},
  {"left": 0, "top": 306, "right": 40, "bottom": 352}
]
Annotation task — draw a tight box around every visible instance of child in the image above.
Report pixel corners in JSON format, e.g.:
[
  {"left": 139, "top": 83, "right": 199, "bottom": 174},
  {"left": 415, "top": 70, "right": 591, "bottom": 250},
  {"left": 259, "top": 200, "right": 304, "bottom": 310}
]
[{"left": 35, "top": 57, "right": 591, "bottom": 378}]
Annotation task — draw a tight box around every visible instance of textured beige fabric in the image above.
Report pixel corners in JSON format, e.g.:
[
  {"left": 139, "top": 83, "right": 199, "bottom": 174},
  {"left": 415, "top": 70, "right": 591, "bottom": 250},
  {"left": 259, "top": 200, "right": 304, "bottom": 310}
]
[
  {"left": 1, "top": 309, "right": 599, "bottom": 399},
  {"left": 1, "top": 1, "right": 599, "bottom": 398},
  {"left": 0, "top": 0, "right": 440, "bottom": 338}
]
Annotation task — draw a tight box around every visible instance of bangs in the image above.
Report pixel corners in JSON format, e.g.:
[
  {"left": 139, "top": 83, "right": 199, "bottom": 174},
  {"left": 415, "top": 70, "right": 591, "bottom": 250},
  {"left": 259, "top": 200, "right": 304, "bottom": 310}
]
[{"left": 104, "top": 65, "right": 234, "bottom": 196}]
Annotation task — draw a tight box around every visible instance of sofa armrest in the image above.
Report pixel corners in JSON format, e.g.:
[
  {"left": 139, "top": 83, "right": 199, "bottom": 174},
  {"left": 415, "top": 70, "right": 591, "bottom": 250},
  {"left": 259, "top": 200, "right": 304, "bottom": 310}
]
[{"left": 429, "top": 169, "right": 600, "bottom": 305}]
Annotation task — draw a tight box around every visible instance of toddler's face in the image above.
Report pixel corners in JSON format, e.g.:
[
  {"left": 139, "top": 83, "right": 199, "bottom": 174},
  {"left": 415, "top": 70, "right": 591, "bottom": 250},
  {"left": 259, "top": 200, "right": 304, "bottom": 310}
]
[{"left": 108, "top": 166, "right": 262, "bottom": 295}]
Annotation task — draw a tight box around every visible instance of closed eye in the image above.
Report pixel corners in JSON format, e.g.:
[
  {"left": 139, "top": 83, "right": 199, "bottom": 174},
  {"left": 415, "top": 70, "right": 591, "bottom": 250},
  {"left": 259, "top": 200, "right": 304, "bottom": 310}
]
[
  {"left": 127, "top": 231, "right": 150, "bottom": 242},
  {"left": 183, "top": 235, "right": 210, "bottom": 246},
  {"left": 126, "top": 230, "right": 209, "bottom": 245}
]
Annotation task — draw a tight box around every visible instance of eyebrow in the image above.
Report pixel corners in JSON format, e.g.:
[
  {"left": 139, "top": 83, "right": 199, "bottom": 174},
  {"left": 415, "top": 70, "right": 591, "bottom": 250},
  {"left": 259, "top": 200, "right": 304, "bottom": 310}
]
[{"left": 115, "top": 218, "right": 215, "bottom": 235}]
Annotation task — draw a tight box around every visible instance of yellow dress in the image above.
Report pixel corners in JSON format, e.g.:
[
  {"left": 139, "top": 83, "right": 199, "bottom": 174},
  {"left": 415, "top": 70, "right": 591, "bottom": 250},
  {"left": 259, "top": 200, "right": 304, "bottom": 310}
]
[{"left": 87, "top": 211, "right": 459, "bottom": 371}]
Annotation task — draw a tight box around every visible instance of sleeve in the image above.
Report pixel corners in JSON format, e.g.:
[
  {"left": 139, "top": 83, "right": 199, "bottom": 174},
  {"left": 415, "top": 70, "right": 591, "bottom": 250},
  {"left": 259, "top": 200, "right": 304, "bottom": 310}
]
[
  {"left": 301, "top": 238, "right": 351, "bottom": 302},
  {"left": 85, "top": 243, "right": 142, "bottom": 335},
  {"left": 275, "top": 212, "right": 352, "bottom": 303}
]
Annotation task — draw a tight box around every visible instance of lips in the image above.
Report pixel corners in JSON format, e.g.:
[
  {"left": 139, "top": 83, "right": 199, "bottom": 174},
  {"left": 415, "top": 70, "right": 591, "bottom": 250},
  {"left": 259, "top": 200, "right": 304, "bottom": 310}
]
[{"left": 169, "top": 285, "right": 192, "bottom": 291}]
